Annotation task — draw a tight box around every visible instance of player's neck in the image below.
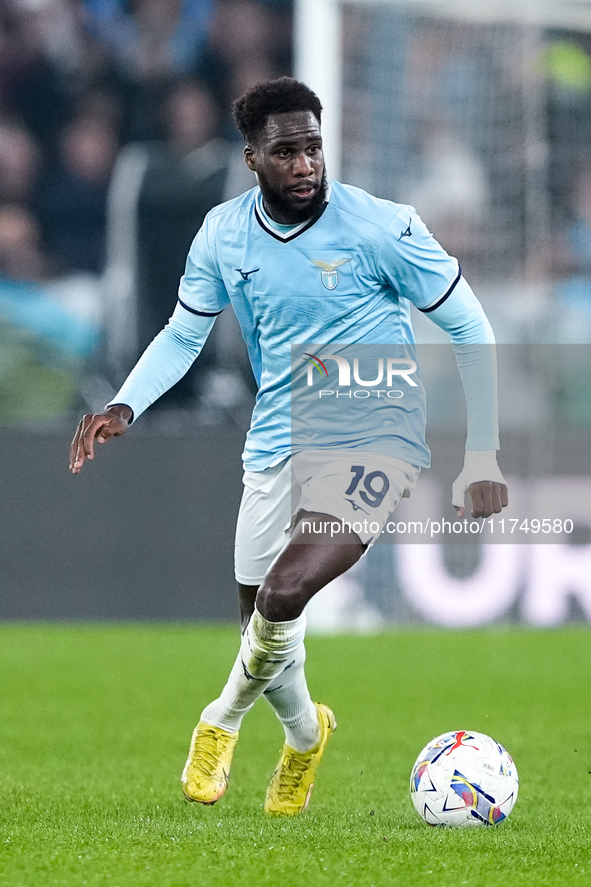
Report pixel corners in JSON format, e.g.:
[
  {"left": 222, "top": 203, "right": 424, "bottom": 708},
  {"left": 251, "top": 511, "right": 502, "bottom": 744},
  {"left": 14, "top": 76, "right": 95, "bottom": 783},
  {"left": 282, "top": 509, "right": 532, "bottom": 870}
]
[
  {"left": 260, "top": 177, "right": 329, "bottom": 227},
  {"left": 258, "top": 182, "right": 331, "bottom": 233},
  {"left": 261, "top": 198, "right": 312, "bottom": 228},
  {"left": 259, "top": 198, "right": 304, "bottom": 233}
]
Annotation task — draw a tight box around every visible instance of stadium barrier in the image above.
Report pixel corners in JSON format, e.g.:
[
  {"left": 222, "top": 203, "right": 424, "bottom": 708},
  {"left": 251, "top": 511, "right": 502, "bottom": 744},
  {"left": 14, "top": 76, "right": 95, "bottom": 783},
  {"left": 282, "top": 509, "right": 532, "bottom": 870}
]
[{"left": 2, "top": 420, "right": 590, "bottom": 628}]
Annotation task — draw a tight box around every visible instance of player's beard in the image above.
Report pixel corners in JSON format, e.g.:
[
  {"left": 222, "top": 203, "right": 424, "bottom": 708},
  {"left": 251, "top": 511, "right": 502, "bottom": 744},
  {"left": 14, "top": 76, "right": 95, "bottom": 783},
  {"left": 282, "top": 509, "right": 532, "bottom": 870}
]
[{"left": 259, "top": 169, "right": 328, "bottom": 225}]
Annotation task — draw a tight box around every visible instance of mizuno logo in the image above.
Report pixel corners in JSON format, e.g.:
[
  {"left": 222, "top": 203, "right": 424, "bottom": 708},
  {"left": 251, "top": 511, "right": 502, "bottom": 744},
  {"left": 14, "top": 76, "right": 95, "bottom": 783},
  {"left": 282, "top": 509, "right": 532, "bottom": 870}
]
[
  {"left": 237, "top": 268, "right": 260, "bottom": 280},
  {"left": 345, "top": 498, "right": 369, "bottom": 514},
  {"left": 398, "top": 222, "right": 412, "bottom": 240}
]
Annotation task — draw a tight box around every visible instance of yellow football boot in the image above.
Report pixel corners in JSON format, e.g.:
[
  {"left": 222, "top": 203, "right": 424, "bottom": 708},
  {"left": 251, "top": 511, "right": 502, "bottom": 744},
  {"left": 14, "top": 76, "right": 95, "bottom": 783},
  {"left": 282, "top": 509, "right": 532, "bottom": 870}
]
[
  {"left": 181, "top": 721, "right": 239, "bottom": 804},
  {"left": 264, "top": 703, "right": 336, "bottom": 816}
]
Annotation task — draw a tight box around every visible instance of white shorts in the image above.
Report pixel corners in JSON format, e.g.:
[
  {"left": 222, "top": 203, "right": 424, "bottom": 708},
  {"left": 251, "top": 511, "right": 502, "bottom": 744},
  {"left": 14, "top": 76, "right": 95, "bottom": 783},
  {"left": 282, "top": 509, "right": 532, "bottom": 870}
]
[{"left": 234, "top": 449, "right": 419, "bottom": 586}]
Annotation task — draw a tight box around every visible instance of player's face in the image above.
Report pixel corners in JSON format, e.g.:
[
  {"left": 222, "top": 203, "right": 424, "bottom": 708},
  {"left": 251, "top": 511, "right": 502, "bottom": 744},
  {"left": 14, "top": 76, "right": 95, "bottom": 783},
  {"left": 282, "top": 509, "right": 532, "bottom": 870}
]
[{"left": 245, "top": 110, "right": 326, "bottom": 225}]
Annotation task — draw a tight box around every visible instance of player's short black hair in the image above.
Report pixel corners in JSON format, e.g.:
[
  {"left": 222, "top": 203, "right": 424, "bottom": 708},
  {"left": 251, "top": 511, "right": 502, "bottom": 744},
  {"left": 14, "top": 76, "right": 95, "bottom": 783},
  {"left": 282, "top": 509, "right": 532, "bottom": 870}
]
[{"left": 232, "top": 77, "right": 323, "bottom": 145}]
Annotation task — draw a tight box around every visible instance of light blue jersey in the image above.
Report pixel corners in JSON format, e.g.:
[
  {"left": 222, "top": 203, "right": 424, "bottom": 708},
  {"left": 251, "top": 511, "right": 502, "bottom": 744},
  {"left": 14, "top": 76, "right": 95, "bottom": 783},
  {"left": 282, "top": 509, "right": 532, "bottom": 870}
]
[{"left": 110, "top": 181, "right": 497, "bottom": 470}]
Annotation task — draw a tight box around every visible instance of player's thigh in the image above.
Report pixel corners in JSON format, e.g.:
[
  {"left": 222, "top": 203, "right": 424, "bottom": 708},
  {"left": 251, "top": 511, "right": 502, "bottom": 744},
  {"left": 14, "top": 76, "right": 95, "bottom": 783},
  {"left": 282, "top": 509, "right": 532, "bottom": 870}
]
[{"left": 234, "top": 458, "right": 294, "bottom": 586}]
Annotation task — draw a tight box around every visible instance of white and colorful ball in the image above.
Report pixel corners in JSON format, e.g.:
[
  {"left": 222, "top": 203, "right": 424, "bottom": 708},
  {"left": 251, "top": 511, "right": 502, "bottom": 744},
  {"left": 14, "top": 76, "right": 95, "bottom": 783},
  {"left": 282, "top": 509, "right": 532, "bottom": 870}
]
[{"left": 410, "top": 730, "right": 518, "bottom": 827}]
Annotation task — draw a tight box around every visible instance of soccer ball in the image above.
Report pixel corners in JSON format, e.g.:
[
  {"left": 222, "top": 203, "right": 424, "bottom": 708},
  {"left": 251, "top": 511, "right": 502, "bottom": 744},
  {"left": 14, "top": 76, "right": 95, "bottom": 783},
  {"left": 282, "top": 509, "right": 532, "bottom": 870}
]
[{"left": 409, "top": 730, "right": 519, "bottom": 827}]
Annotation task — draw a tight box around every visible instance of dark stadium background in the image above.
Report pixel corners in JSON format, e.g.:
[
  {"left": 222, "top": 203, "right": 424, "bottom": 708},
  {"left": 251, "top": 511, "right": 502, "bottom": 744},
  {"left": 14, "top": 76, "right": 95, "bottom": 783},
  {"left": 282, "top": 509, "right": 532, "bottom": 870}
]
[{"left": 1, "top": 0, "right": 591, "bottom": 628}]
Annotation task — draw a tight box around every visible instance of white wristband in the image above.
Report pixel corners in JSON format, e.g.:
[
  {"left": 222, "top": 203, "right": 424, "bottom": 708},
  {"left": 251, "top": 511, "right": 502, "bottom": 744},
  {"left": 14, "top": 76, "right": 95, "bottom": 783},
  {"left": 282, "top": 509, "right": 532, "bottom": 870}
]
[{"left": 451, "top": 450, "right": 506, "bottom": 509}]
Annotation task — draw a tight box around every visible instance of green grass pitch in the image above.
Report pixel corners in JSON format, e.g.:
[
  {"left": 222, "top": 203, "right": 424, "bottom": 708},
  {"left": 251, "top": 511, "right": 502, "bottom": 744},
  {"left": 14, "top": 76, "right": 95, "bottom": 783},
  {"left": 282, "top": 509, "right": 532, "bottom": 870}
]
[{"left": 0, "top": 624, "right": 590, "bottom": 886}]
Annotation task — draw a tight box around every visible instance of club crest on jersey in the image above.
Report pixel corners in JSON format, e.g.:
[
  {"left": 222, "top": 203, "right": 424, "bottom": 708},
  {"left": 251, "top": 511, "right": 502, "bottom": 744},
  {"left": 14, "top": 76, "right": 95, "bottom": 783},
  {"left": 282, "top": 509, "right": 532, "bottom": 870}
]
[{"left": 311, "top": 257, "right": 352, "bottom": 290}]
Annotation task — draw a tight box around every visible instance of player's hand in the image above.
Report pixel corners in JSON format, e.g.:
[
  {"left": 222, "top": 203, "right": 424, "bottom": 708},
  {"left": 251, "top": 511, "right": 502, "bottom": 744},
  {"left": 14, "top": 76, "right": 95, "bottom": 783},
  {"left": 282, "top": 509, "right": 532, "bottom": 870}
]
[
  {"left": 69, "top": 404, "right": 133, "bottom": 474},
  {"left": 451, "top": 450, "right": 508, "bottom": 519}
]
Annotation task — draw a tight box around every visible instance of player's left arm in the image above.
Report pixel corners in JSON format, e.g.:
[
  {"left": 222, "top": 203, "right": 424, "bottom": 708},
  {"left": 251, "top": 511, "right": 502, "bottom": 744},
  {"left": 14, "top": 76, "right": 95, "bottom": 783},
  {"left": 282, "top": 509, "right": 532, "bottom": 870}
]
[
  {"left": 421, "top": 276, "right": 508, "bottom": 518},
  {"left": 380, "top": 206, "right": 507, "bottom": 518}
]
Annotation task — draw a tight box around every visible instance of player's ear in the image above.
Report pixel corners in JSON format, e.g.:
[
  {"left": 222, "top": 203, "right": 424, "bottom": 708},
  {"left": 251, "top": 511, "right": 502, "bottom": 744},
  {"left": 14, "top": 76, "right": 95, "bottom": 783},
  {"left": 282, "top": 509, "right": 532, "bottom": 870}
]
[{"left": 244, "top": 144, "right": 256, "bottom": 171}]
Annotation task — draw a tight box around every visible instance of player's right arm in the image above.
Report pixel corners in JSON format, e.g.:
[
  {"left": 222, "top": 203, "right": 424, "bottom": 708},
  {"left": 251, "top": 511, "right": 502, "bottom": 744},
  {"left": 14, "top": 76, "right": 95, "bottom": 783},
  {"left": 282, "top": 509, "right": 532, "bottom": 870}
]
[
  {"left": 69, "top": 214, "right": 229, "bottom": 474},
  {"left": 69, "top": 403, "right": 133, "bottom": 474},
  {"left": 69, "top": 304, "right": 219, "bottom": 473}
]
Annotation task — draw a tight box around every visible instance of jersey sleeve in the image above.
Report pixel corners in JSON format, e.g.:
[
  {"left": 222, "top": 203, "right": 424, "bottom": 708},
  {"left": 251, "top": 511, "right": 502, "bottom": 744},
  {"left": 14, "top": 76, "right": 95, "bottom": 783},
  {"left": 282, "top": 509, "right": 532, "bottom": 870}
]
[
  {"left": 177, "top": 215, "right": 231, "bottom": 315},
  {"left": 378, "top": 206, "right": 460, "bottom": 310},
  {"left": 106, "top": 303, "right": 216, "bottom": 422},
  {"left": 421, "top": 276, "right": 499, "bottom": 451}
]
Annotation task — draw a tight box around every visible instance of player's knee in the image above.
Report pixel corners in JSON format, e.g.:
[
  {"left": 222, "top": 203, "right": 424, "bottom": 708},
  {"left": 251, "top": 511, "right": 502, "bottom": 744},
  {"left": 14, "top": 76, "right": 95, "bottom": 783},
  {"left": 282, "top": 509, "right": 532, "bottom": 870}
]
[{"left": 255, "top": 573, "right": 309, "bottom": 622}]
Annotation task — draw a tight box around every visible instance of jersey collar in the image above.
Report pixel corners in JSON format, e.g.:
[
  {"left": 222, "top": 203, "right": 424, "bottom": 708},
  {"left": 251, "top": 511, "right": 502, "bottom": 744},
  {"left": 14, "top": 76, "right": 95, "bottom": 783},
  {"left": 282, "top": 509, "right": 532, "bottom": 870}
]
[{"left": 254, "top": 184, "right": 331, "bottom": 243}]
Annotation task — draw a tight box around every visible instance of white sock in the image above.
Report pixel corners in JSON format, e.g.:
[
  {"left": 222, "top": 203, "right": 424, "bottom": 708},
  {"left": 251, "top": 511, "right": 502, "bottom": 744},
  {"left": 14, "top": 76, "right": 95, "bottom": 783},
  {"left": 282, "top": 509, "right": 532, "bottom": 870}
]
[
  {"left": 200, "top": 608, "right": 307, "bottom": 733},
  {"left": 264, "top": 641, "right": 320, "bottom": 752}
]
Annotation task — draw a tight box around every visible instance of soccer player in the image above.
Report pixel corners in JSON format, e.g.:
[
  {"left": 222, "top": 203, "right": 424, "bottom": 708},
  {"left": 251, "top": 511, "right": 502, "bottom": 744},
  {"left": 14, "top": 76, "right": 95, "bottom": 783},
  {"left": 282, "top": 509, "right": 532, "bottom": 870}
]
[{"left": 69, "top": 77, "right": 508, "bottom": 816}]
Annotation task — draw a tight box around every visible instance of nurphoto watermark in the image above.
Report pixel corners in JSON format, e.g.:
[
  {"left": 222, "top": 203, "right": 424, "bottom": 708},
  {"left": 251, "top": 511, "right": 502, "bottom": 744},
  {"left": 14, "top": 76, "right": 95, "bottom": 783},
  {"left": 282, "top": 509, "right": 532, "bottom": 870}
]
[{"left": 290, "top": 343, "right": 591, "bottom": 544}]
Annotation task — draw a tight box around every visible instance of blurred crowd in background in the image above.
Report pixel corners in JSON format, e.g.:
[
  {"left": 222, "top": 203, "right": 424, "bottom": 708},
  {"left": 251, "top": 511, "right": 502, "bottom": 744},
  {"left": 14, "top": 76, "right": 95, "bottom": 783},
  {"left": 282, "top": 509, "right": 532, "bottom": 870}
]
[
  {"left": 0, "top": 0, "right": 291, "bottom": 425},
  {"left": 2, "top": 0, "right": 591, "bottom": 429}
]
